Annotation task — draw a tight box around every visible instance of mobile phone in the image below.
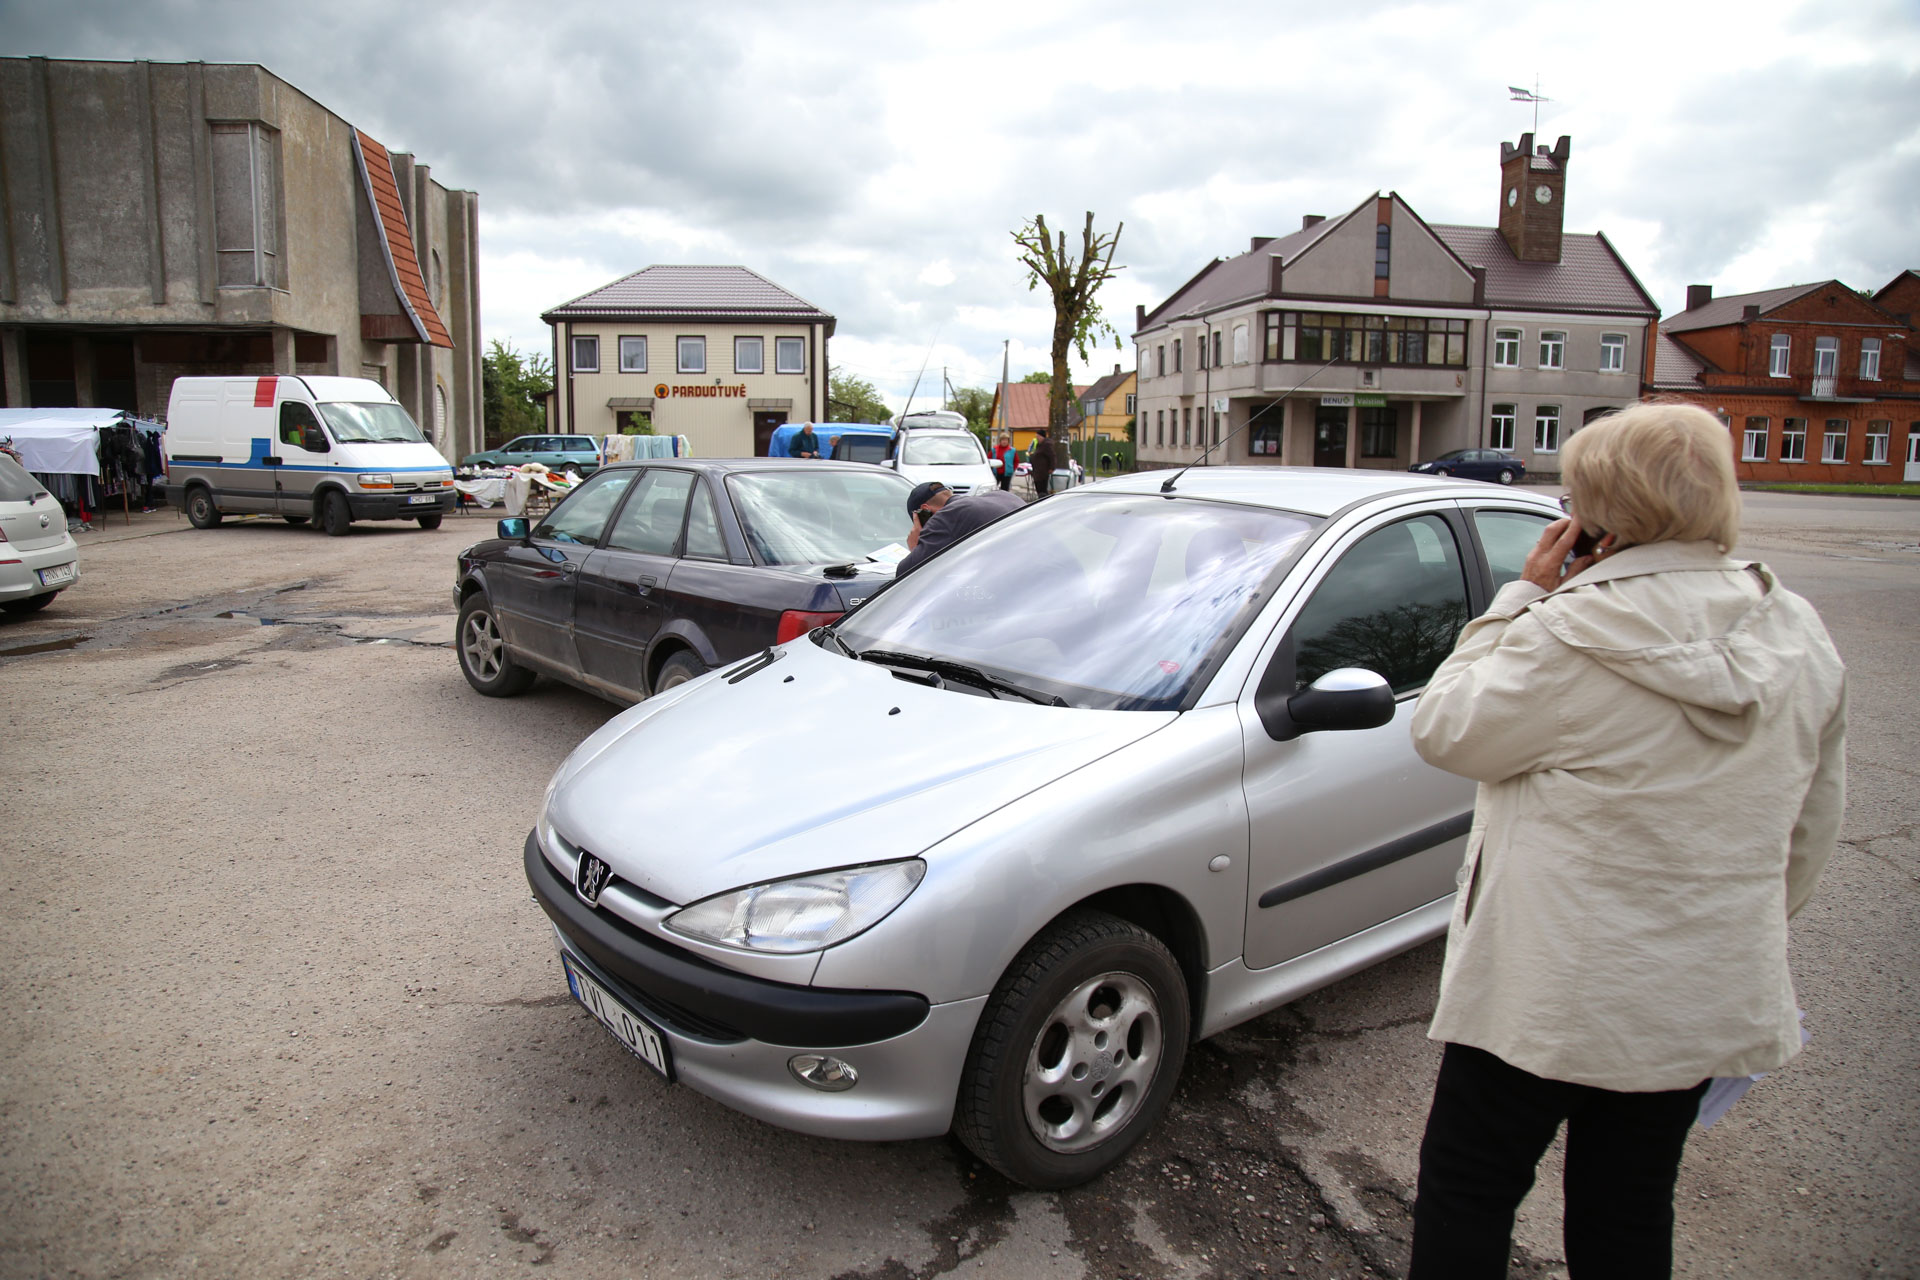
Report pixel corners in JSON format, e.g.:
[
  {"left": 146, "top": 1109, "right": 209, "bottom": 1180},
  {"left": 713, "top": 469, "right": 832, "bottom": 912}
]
[{"left": 1570, "top": 524, "right": 1604, "bottom": 559}]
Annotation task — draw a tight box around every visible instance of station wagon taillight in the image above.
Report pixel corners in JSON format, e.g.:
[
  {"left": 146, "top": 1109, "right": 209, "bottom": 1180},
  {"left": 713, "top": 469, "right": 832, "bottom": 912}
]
[{"left": 776, "top": 610, "right": 842, "bottom": 645}]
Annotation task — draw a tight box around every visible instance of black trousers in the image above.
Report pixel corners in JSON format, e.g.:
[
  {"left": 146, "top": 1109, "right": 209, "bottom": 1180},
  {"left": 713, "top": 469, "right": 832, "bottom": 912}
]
[{"left": 1409, "top": 1043, "right": 1708, "bottom": 1279}]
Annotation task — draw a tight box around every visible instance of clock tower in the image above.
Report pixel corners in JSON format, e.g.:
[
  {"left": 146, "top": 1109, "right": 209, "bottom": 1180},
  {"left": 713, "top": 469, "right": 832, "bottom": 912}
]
[{"left": 1498, "top": 132, "right": 1570, "bottom": 263}]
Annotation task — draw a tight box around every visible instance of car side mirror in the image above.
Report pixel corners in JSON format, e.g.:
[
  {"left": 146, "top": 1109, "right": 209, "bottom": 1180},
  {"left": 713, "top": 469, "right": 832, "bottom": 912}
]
[
  {"left": 1260, "top": 667, "right": 1395, "bottom": 741},
  {"left": 497, "top": 517, "right": 530, "bottom": 541},
  {"left": 302, "top": 427, "right": 329, "bottom": 453}
]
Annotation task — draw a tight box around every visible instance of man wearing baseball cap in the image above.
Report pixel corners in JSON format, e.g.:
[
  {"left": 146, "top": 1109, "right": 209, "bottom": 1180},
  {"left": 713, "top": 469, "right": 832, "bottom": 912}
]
[{"left": 897, "top": 480, "right": 1024, "bottom": 577}]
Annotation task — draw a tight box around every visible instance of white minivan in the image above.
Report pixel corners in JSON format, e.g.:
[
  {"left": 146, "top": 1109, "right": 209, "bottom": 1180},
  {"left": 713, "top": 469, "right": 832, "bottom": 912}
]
[
  {"left": 884, "top": 423, "right": 999, "bottom": 497},
  {"left": 164, "top": 375, "right": 454, "bottom": 535}
]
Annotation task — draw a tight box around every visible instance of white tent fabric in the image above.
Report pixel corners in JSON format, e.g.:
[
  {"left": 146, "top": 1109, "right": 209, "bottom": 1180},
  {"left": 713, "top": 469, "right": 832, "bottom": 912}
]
[{"left": 0, "top": 408, "right": 157, "bottom": 477}]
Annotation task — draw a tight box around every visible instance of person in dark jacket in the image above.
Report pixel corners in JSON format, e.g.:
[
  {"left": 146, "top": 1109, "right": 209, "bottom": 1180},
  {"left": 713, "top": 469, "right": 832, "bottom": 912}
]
[
  {"left": 792, "top": 424, "right": 821, "bottom": 458},
  {"left": 1028, "top": 433, "right": 1055, "bottom": 500},
  {"left": 897, "top": 483, "right": 1024, "bottom": 577}
]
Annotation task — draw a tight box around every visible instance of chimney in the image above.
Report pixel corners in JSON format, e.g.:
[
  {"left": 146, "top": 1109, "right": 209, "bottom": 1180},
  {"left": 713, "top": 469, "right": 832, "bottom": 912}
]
[
  {"left": 1301, "top": 214, "right": 1325, "bottom": 230},
  {"left": 1136, "top": 303, "right": 1146, "bottom": 330},
  {"left": 1498, "top": 132, "right": 1570, "bottom": 263},
  {"left": 1113, "top": 363, "right": 1121, "bottom": 375},
  {"left": 1251, "top": 236, "right": 1274, "bottom": 253},
  {"left": 1686, "top": 284, "right": 1714, "bottom": 312},
  {"left": 1743, "top": 304, "right": 1761, "bottom": 321}
]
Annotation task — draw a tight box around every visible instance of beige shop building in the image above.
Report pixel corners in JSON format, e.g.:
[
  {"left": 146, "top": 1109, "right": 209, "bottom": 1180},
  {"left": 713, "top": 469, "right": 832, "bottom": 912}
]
[{"left": 543, "top": 265, "right": 833, "bottom": 457}]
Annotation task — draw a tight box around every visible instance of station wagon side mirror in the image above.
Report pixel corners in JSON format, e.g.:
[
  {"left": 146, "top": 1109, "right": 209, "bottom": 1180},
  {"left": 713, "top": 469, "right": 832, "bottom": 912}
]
[
  {"left": 497, "top": 517, "right": 530, "bottom": 541},
  {"left": 1258, "top": 665, "right": 1395, "bottom": 741},
  {"left": 302, "top": 427, "right": 329, "bottom": 453}
]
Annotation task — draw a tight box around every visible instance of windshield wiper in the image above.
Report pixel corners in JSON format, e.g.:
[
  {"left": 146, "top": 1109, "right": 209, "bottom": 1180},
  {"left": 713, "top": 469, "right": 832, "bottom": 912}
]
[
  {"left": 857, "top": 649, "right": 1067, "bottom": 707},
  {"left": 820, "top": 627, "right": 858, "bottom": 659}
]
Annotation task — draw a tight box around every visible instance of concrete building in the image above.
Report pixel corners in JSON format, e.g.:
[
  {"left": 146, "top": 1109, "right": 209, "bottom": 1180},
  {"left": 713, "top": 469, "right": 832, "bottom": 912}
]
[
  {"left": 542, "top": 266, "right": 833, "bottom": 456},
  {"left": 1648, "top": 277, "right": 1918, "bottom": 482},
  {"left": 0, "top": 57, "right": 481, "bottom": 460},
  {"left": 1131, "top": 134, "right": 1656, "bottom": 477}
]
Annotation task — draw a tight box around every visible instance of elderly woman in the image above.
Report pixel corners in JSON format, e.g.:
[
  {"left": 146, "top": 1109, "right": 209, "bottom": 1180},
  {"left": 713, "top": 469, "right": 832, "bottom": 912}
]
[{"left": 1406, "top": 402, "right": 1847, "bottom": 1278}]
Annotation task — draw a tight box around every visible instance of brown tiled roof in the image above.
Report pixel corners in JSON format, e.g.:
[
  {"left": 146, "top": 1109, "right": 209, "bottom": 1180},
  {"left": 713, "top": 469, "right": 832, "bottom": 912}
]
[
  {"left": 544, "top": 265, "right": 831, "bottom": 322},
  {"left": 1431, "top": 225, "right": 1658, "bottom": 316},
  {"left": 1661, "top": 283, "right": 1822, "bottom": 333},
  {"left": 991, "top": 382, "right": 1079, "bottom": 432},
  {"left": 354, "top": 131, "right": 453, "bottom": 348},
  {"left": 1650, "top": 332, "right": 1709, "bottom": 388}
]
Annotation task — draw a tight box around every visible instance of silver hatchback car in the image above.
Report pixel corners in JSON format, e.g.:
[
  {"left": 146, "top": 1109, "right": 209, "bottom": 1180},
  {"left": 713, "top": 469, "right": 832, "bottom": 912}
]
[
  {"left": 526, "top": 468, "right": 1561, "bottom": 1187},
  {"left": 0, "top": 452, "right": 79, "bottom": 615}
]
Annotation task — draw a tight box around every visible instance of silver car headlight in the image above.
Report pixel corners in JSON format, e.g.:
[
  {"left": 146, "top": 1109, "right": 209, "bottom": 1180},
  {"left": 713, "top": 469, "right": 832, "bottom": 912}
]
[{"left": 665, "top": 860, "right": 926, "bottom": 954}]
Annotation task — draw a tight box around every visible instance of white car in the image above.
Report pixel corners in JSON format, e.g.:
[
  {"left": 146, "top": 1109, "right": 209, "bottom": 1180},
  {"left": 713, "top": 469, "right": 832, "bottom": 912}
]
[
  {"left": 884, "top": 426, "right": 998, "bottom": 496},
  {"left": 526, "top": 467, "right": 1563, "bottom": 1187},
  {"left": 0, "top": 452, "right": 79, "bottom": 614}
]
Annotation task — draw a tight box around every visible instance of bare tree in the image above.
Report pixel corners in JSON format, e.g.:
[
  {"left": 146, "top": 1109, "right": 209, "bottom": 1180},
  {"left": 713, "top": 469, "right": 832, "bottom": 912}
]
[{"left": 1012, "top": 213, "right": 1124, "bottom": 439}]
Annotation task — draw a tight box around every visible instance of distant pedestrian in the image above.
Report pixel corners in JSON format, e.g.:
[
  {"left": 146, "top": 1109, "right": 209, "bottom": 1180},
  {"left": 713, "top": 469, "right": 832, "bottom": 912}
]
[
  {"left": 992, "top": 434, "right": 1017, "bottom": 491},
  {"left": 793, "top": 423, "right": 821, "bottom": 459},
  {"left": 1028, "top": 433, "right": 1055, "bottom": 500}
]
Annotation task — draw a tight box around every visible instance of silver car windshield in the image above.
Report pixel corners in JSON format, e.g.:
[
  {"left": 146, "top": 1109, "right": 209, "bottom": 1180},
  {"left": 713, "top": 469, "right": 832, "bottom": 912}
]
[
  {"left": 834, "top": 494, "right": 1321, "bottom": 710},
  {"left": 727, "top": 470, "right": 913, "bottom": 565},
  {"left": 318, "top": 401, "right": 425, "bottom": 443},
  {"left": 901, "top": 435, "right": 985, "bottom": 466}
]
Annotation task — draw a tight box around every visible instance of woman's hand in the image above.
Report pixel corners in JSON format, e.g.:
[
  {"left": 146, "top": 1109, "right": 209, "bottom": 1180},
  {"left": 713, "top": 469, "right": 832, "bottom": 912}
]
[{"left": 1521, "top": 517, "right": 1604, "bottom": 592}]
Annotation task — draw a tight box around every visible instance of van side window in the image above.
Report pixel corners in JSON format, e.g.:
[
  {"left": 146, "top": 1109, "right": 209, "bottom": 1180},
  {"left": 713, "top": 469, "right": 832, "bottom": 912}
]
[{"left": 280, "top": 401, "right": 321, "bottom": 448}]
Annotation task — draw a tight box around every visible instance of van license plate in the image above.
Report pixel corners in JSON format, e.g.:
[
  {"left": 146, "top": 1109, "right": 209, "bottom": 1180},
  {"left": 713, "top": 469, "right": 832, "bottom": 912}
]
[
  {"left": 38, "top": 563, "right": 76, "bottom": 586},
  {"left": 406, "top": 494, "right": 436, "bottom": 505},
  {"left": 562, "top": 955, "right": 673, "bottom": 1081}
]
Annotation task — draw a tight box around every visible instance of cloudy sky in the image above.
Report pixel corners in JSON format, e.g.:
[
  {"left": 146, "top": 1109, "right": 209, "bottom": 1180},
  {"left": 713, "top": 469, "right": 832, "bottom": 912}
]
[{"left": 6, "top": 0, "right": 1917, "bottom": 413}]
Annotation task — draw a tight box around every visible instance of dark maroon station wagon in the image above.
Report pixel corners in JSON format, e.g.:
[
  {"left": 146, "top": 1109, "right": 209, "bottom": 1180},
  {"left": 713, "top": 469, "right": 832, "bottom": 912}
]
[{"left": 455, "top": 458, "right": 912, "bottom": 703}]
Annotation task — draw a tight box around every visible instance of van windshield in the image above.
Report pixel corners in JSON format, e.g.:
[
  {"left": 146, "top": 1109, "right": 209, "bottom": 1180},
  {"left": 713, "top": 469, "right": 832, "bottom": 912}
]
[
  {"left": 318, "top": 401, "right": 425, "bottom": 443},
  {"left": 901, "top": 434, "right": 985, "bottom": 466}
]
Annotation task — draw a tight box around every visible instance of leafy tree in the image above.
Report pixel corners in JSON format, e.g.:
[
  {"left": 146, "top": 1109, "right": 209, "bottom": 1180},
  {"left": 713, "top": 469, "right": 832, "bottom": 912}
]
[
  {"left": 829, "top": 370, "right": 892, "bottom": 424},
  {"left": 1020, "top": 370, "right": 1051, "bottom": 384},
  {"left": 1012, "top": 212, "right": 1124, "bottom": 437},
  {"left": 947, "top": 386, "right": 996, "bottom": 434},
  {"left": 482, "top": 340, "right": 553, "bottom": 447}
]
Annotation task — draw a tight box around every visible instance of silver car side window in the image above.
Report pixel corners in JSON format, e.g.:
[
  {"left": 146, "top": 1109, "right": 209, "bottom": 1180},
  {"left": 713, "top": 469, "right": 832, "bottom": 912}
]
[{"left": 1288, "top": 514, "right": 1470, "bottom": 695}]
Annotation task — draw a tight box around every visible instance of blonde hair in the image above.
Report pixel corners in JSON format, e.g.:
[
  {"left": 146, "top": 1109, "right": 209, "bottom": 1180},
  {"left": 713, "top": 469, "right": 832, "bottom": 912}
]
[{"left": 1562, "top": 401, "right": 1740, "bottom": 550}]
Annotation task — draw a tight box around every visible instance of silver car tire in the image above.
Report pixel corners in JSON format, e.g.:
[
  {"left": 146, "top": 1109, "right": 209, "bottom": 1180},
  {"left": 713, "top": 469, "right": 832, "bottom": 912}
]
[
  {"left": 954, "top": 909, "right": 1189, "bottom": 1189},
  {"left": 457, "top": 595, "right": 534, "bottom": 697}
]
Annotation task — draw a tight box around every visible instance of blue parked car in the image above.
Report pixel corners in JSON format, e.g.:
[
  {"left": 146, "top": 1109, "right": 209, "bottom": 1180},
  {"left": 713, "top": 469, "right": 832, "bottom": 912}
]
[{"left": 1408, "top": 449, "right": 1524, "bottom": 485}]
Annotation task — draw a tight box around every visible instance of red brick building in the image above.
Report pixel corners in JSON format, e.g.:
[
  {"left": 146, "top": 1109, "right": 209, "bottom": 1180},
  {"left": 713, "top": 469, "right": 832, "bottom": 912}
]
[{"left": 1648, "top": 277, "right": 1920, "bottom": 482}]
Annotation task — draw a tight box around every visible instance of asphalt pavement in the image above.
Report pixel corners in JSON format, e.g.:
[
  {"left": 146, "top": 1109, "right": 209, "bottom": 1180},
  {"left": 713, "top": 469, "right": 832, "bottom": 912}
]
[{"left": 0, "top": 492, "right": 1914, "bottom": 1279}]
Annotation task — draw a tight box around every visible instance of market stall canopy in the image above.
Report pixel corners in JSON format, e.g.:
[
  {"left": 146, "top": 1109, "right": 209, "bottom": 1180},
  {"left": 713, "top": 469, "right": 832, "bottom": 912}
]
[{"left": 0, "top": 408, "right": 161, "bottom": 476}]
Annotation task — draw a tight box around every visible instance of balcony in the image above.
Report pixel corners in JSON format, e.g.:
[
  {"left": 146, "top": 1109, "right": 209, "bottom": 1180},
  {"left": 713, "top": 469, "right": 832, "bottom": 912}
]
[{"left": 1810, "top": 375, "right": 1837, "bottom": 400}]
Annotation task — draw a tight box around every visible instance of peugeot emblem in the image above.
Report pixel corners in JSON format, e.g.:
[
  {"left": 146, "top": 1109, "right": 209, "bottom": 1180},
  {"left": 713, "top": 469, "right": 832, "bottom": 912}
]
[{"left": 575, "top": 852, "right": 612, "bottom": 906}]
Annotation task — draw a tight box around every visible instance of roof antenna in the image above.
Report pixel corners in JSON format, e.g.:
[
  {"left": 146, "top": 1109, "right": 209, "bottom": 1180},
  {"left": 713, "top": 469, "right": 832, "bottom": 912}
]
[{"left": 1160, "top": 353, "right": 1342, "bottom": 494}]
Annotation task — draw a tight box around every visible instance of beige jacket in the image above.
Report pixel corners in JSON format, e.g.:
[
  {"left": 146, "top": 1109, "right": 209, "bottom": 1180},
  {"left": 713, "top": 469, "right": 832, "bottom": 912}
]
[{"left": 1410, "top": 541, "right": 1846, "bottom": 1091}]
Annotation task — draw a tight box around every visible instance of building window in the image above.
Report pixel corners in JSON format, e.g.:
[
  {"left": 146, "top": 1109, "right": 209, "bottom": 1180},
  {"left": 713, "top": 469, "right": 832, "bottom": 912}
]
[
  {"left": 1173, "top": 339, "right": 1182, "bottom": 373},
  {"left": 1534, "top": 405, "right": 1561, "bottom": 453},
  {"left": 1212, "top": 330, "right": 1223, "bottom": 368},
  {"left": 1360, "top": 407, "right": 1397, "bottom": 457},
  {"left": 1124, "top": 393, "right": 1137, "bottom": 415},
  {"left": 1813, "top": 337, "right": 1838, "bottom": 377},
  {"left": 1232, "top": 322, "right": 1249, "bottom": 364},
  {"left": 1250, "top": 410, "right": 1282, "bottom": 456},
  {"left": 1182, "top": 407, "right": 1192, "bottom": 448},
  {"left": 571, "top": 335, "right": 600, "bottom": 373},
  {"left": 1157, "top": 345, "right": 1166, "bottom": 376},
  {"left": 1538, "top": 331, "right": 1566, "bottom": 370},
  {"left": 1781, "top": 418, "right": 1807, "bottom": 461},
  {"left": 1213, "top": 410, "right": 1222, "bottom": 445},
  {"left": 1490, "top": 404, "right": 1517, "bottom": 451},
  {"left": 1860, "top": 338, "right": 1881, "bottom": 380},
  {"left": 1599, "top": 333, "right": 1627, "bottom": 373},
  {"left": 775, "top": 337, "right": 806, "bottom": 374},
  {"left": 677, "top": 336, "right": 706, "bottom": 374},
  {"left": 1866, "top": 421, "right": 1890, "bottom": 464},
  {"left": 211, "top": 121, "right": 281, "bottom": 288},
  {"left": 1374, "top": 223, "right": 1390, "bottom": 279},
  {"left": 1770, "top": 335, "right": 1790, "bottom": 377},
  {"left": 1156, "top": 409, "right": 1165, "bottom": 447},
  {"left": 1742, "top": 417, "right": 1769, "bottom": 462},
  {"left": 1822, "top": 420, "right": 1848, "bottom": 463},
  {"left": 1493, "top": 329, "right": 1520, "bottom": 368},
  {"left": 734, "top": 336, "right": 764, "bottom": 374},
  {"left": 1281, "top": 312, "right": 1469, "bottom": 367},
  {"left": 618, "top": 336, "right": 647, "bottom": 373},
  {"left": 1264, "top": 313, "right": 1282, "bottom": 361}
]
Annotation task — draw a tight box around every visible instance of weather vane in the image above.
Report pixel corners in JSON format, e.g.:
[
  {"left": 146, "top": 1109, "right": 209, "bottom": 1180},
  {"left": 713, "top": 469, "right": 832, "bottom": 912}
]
[{"left": 1508, "top": 77, "right": 1552, "bottom": 134}]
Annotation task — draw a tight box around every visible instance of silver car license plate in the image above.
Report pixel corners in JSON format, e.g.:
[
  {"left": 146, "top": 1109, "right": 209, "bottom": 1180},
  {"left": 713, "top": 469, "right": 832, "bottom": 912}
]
[
  {"left": 562, "top": 954, "right": 673, "bottom": 1081},
  {"left": 38, "top": 563, "right": 76, "bottom": 586},
  {"left": 406, "top": 494, "right": 436, "bottom": 505}
]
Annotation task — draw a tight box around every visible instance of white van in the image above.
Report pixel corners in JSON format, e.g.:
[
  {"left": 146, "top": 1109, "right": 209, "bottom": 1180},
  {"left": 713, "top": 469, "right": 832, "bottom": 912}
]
[
  {"left": 884, "top": 424, "right": 999, "bottom": 496},
  {"left": 164, "top": 375, "right": 454, "bottom": 535}
]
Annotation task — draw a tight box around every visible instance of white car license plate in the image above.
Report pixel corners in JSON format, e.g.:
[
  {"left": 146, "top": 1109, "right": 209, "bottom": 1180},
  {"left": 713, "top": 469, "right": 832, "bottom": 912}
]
[
  {"left": 38, "top": 563, "right": 76, "bottom": 586},
  {"left": 562, "top": 955, "right": 673, "bottom": 1081},
  {"left": 406, "top": 494, "right": 436, "bottom": 505}
]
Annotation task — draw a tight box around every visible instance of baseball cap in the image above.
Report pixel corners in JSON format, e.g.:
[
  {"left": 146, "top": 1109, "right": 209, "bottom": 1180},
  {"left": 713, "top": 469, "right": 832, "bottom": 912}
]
[{"left": 906, "top": 481, "right": 950, "bottom": 514}]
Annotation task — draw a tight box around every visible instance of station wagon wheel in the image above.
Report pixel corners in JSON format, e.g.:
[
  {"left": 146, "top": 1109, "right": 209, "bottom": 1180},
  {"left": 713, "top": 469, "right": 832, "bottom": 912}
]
[
  {"left": 1496, "top": 468, "right": 1516, "bottom": 485},
  {"left": 457, "top": 595, "right": 534, "bottom": 697},
  {"left": 955, "top": 909, "right": 1189, "bottom": 1189},
  {"left": 185, "top": 486, "right": 222, "bottom": 529}
]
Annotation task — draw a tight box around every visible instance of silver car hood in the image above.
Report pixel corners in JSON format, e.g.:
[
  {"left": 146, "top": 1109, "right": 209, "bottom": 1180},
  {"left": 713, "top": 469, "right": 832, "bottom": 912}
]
[{"left": 549, "top": 637, "right": 1176, "bottom": 906}]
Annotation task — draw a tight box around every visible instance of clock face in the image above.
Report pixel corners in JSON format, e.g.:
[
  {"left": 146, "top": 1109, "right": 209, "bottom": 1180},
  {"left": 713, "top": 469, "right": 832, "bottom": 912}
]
[
  {"left": 1535, "top": 185, "right": 1553, "bottom": 204},
  {"left": 1507, "top": 187, "right": 1518, "bottom": 208}
]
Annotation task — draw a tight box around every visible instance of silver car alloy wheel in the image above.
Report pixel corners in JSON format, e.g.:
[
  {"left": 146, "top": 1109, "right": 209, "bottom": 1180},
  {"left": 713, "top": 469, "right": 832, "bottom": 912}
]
[
  {"left": 462, "top": 610, "right": 505, "bottom": 680},
  {"left": 1022, "top": 970, "right": 1164, "bottom": 1153}
]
